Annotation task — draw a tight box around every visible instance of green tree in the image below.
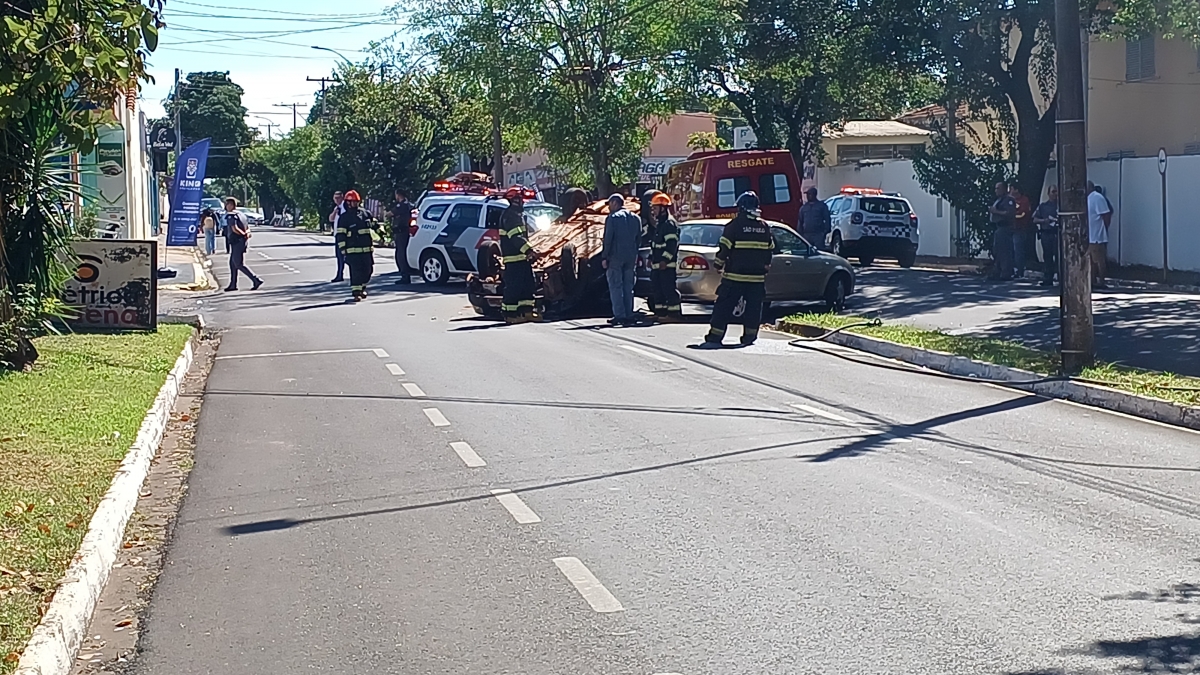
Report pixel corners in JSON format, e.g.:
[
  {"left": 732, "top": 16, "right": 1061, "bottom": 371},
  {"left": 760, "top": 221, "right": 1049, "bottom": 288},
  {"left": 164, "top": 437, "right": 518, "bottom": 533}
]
[
  {"left": 687, "top": 131, "right": 729, "bottom": 151},
  {"left": 408, "top": 0, "right": 689, "bottom": 194},
  {"left": 323, "top": 67, "right": 467, "bottom": 200},
  {"left": 0, "top": 0, "right": 162, "bottom": 369},
  {"left": 680, "top": 0, "right": 936, "bottom": 171},
  {"left": 164, "top": 72, "right": 253, "bottom": 178}
]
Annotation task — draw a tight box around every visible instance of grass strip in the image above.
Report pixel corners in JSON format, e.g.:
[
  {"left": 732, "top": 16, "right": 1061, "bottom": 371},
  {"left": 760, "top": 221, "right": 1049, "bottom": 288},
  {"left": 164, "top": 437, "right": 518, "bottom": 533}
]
[
  {"left": 780, "top": 313, "right": 1200, "bottom": 408},
  {"left": 0, "top": 326, "right": 192, "bottom": 669}
]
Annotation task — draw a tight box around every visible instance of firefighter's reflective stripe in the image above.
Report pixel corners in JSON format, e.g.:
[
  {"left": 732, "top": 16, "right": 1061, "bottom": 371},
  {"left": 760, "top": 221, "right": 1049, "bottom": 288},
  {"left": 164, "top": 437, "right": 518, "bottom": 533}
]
[
  {"left": 733, "top": 240, "right": 772, "bottom": 250},
  {"left": 502, "top": 254, "right": 526, "bottom": 264},
  {"left": 344, "top": 246, "right": 372, "bottom": 254},
  {"left": 723, "top": 271, "right": 766, "bottom": 283},
  {"left": 719, "top": 236, "right": 733, "bottom": 249}
]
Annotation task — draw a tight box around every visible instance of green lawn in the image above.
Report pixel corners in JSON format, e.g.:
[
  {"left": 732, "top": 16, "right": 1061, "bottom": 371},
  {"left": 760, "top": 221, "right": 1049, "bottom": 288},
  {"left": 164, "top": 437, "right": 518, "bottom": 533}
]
[
  {"left": 0, "top": 326, "right": 192, "bottom": 668},
  {"left": 780, "top": 313, "right": 1200, "bottom": 408}
]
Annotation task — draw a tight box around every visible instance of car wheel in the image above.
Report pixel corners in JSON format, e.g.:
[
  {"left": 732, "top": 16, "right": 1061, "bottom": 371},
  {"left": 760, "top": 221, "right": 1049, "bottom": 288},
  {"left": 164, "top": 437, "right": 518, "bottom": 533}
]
[
  {"left": 824, "top": 273, "right": 850, "bottom": 312},
  {"left": 477, "top": 245, "right": 500, "bottom": 280},
  {"left": 831, "top": 232, "right": 844, "bottom": 258},
  {"left": 858, "top": 254, "right": 874, "bottom": 266},
  {"left": 420, "top": 249, "right": 450, "bottom": 285},
  {"left": 897, "top": 248, "right": 916, "bottom": 268}
]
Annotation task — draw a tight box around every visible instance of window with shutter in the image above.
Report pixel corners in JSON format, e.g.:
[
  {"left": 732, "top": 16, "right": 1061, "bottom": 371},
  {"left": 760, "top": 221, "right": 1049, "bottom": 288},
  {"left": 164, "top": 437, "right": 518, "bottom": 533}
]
[{"left": 1126, "top": 35, "right": 1156, "bottom": 81}]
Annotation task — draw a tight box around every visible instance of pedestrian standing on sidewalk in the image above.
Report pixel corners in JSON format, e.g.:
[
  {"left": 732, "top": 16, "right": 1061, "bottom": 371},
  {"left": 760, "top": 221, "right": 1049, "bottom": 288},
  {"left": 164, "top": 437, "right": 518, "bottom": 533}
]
[
  {"left": 223, "top": 197, "right": 263, "bottom": 292},
  {"left": 649, "top": 193, "right": 682, "bottom": 322},
  {"left": 601, "top": 193, "right": 642, "bottom": 326},
  {"left": 329, "top": 190, "right": 347, "bottom": 283},
  {"left": 1010, "top": 184, "right": 1034, "bottom": 278},
  {"left": 1033, "top": 185, "right": 1059, "bottom": 286},
  {"left": 988, "top": 181, "right": 1016, "bottom": 281},
  {"left": 337, "top": 190, "right": 376, "bottom": 301},
  {"left": 390, "top": 189, "right": 416, "bottom": 285},
  {"left": 1087, "top": 181, "right": 1112, "bottom": 289},
  {"left": 200, "top": 207, "right": 217, "bottom": 256},
  {"left": 798, "top": 187, "right": 831, "bottom": 251}
]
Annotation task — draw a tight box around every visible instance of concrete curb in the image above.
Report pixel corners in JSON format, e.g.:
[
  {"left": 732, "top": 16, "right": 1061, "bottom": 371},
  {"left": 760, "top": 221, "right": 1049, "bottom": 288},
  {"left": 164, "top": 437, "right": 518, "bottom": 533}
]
[
  {"left": 14, "top": 334, "right": 197, "bottom": 675},
  {"left": 775, "top": 321, "right": 1200, "bottom": 433}
]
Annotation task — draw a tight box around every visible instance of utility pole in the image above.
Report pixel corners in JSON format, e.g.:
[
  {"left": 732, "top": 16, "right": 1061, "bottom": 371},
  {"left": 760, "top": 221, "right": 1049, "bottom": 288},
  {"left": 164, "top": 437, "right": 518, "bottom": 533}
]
[
  {"left": 1055, "top": 0, "right": 1094, "bottom": 372},
  {"left": 173, "top": 68, "right": 183, "bottom": 156},
  {"left": 274, "top": 103, "right": 306, "bottom": 131},
  {"left": 260, "top": 122, "right": 279, "bottom": 144},
  {"left": 306, "top": 76, "right": 339, "bottom": 121}
]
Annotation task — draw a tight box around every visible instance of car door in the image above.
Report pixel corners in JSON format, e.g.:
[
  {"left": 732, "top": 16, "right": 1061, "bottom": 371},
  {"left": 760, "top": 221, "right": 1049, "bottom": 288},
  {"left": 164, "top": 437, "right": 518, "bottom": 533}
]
[
  {"left": 767, "top": 226, "right": 827, "bottom": 300},
  {"left": 438, "top": 203, "right": 483, "bottom": 272},
  {"left": 764, "top": 226, "right": 807, "bottom": 299}
]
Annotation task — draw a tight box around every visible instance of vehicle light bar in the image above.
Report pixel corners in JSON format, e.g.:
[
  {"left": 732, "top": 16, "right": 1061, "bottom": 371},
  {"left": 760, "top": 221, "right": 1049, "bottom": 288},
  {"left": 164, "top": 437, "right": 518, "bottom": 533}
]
[{"left": 840, "top": 186, "right": 884, "bottom": 196}]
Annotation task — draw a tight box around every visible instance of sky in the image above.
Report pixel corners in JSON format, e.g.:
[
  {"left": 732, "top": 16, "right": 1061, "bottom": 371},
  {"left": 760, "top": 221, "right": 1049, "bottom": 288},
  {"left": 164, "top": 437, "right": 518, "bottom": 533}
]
[{"left": 141, "top": 0, "right": 406, "bottom": 138}]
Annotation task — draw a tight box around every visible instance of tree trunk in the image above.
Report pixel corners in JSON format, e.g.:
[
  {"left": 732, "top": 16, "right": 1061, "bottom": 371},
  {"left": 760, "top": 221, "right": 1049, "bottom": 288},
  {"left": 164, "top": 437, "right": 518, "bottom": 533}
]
[
  {"left": 593, "top": 142, "right": 614, "bottom": 197},
  {"left": 1015, "top": 100, "right": 1057, "bottom": 204}
]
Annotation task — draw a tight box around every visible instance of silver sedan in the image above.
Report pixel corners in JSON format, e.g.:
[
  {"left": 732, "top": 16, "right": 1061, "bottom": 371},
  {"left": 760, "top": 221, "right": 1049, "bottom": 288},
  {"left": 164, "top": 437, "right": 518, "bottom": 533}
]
[{"left": 637, "top": 219, "right": 856, "bottom": 311}]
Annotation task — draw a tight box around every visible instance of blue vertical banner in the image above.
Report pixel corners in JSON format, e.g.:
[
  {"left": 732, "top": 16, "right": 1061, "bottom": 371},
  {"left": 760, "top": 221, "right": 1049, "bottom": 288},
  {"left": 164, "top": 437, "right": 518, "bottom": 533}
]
[{"left": 166, "top": 138, "right": 211, "bottom": 247}]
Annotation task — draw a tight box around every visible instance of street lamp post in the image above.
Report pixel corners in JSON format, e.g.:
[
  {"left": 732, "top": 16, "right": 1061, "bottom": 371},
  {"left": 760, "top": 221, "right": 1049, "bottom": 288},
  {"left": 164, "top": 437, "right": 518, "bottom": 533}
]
[{"left": 311, "top": 45, "right": 355, "bottom": 66}]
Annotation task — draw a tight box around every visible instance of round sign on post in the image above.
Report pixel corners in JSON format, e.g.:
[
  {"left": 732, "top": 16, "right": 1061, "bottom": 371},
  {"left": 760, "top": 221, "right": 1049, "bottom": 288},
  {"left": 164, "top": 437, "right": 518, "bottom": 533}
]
[{"left": 1158, "top": 147, "right": 1167, "bottom": 175}]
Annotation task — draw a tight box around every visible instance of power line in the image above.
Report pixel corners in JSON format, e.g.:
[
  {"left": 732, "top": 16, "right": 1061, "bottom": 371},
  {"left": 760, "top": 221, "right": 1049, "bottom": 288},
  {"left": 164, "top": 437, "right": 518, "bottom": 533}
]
[{"left": 170, "top": 0, "right": 387, "bottom": 18}]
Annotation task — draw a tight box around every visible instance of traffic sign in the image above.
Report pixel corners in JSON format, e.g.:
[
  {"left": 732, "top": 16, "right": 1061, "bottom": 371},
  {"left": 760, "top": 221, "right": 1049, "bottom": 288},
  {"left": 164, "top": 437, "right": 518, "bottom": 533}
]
[{"left": 1158, "top": 147, "right": 1167, "bottom": 175}]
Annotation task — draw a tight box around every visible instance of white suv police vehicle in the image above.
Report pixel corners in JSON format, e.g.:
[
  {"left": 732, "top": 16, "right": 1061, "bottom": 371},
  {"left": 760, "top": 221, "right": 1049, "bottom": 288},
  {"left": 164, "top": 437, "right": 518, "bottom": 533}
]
[
  {"left": 825, "top": 187, "right": 919, "bottom": 267},
  {"left": 409, "top": 181, "right": 561, "bottom": 284}
]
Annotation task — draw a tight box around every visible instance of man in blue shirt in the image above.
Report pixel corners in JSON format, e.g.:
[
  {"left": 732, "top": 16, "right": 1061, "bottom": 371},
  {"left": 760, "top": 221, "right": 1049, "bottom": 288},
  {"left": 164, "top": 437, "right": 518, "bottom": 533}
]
[{"left": 601, "top": 194, "right": 643, "bottom": 325}]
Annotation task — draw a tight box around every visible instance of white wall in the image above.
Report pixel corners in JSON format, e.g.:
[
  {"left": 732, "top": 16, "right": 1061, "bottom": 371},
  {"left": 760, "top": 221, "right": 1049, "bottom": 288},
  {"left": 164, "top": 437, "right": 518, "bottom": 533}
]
[
  {"left": 816, "top": 161, "right": 956, "bottom": 257},
  {"left": 819, "top": 156, "right": 1200, "bottom": 272}
]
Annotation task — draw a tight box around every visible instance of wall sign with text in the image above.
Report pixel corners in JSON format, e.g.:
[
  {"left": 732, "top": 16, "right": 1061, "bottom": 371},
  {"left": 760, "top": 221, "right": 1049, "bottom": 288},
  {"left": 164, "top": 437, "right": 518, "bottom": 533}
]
[{"left": 62, "top": 240, "right": 158, "bottom": 330}]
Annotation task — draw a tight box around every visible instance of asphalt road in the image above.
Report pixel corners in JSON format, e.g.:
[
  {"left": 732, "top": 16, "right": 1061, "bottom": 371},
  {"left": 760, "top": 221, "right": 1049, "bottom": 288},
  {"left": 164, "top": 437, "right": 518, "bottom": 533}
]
[
  {"left": 845, "top": 265, "right": 1200, "bottom": 377},
  {"left": 142, "top": 228, "right": 1200, "bottom": 675}
]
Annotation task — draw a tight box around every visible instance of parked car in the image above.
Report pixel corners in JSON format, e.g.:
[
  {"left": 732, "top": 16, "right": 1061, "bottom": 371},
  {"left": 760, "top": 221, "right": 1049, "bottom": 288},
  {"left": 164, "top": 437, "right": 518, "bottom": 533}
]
[
  {"left": 237, "top": 208, "right": 262, "bottom": 226},
  {"left": 663, "top": 149, "right": 802, "bottom": 228},
  {"left": 826, "top": 187, "right": 919, "bottom": 267},
  {"left": 635, "top": 219, "right": 855, "bottom": 311}
]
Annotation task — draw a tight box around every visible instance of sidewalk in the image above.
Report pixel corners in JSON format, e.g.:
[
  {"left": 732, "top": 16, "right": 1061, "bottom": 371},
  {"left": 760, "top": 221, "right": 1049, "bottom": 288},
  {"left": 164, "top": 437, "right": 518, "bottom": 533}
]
[{"left": 156, "top": 235, "right": 214, "bottom": 292}]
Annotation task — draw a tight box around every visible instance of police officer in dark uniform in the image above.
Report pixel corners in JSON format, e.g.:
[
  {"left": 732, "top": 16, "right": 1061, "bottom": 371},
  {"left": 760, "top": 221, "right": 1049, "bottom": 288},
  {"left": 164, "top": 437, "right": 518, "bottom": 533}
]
[
  {"left": 499, "top": 186, "right": 538, "bottom": 323},
  {"left": 702, "top": 191, "right": 774, "bottom": 347},
  {"left": 390, "top": 188, "right": 416, "bottom": 284},
  {"left": 336, "top": 190, "right": 376, "bottom": 301},
  {"left": 649, "top": 193, "right": 682, "bottom": 322}
]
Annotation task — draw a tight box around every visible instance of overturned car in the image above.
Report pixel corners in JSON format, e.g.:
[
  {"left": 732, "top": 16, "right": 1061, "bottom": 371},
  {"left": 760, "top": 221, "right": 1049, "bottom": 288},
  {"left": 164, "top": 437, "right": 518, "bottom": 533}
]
[{"left": 467, "top": 198, "right": 641, "bottom": 319}]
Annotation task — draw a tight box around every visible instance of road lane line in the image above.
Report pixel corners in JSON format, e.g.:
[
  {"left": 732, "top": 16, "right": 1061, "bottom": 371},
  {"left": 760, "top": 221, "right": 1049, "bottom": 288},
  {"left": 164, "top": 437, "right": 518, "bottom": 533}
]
[
  {"left": 423, "top": 408, "right": 451, "bottom": 427},
  {"left": 619, "top": 344, "right": 673, "bottom": 363},
  {"left": 450, "top": 441, "right": 486, "bottom": 467},
  {"left": 386, "top": 363, "right": 406, "bottom": 376},
  {"left": 490, "top": 489, "right": 541, "bottom": 524},
  {"left": 402, "top": 382, "right": 426, "bottom": 397},
  {"left": 216, "top": 348, "right": 381, "bottom": 361},
  {"left": 791, "top": 403, "right": 853, "bottom": 423},
  {"left": 793, "top": 403, "right": 912, "bottom": 443},
  {"left": 372, "top": 349, "right": 389, "bottom": 358},
  {"left": 552, "top": 557, "right": 624, "bottom": 613}
]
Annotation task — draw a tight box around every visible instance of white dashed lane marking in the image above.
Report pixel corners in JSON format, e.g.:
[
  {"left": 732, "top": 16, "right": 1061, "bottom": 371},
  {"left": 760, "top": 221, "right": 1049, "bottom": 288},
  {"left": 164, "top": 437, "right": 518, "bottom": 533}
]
[
  {"left": 216, "top": 348, "right": 385, "bottom": 361},
  {"left": 385, "top": 363, "right": 405, "bottom": 376},
  {"left": 490, "top": 489, "right": 541, "bottom": 524},
  {"left": 791, "top": 403, "right": 911, "bottom": 443},
  {"left": 553, "top": 557, "right": 624, "bottom": 613},
  {"left": 423, "top": 408, "right": 451, "bottom": 427},
  {"left": 450, "top": 441, "right": 486, "bottom": 467},
  {"left": 372, "top": 349, "right": 389, "bottom": 358},
  {"left": 619, "top": 344, "right": 673, "bottom": 363},
  {"left": 402, "top": 382, "right": 426, "bottom": 397}
]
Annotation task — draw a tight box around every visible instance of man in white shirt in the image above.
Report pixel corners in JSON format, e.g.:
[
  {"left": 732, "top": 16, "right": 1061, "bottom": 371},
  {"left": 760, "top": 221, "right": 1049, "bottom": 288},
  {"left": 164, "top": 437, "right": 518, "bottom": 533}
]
[{"left": 1086, "top": 180, "right": 1112, "bottom": 289}]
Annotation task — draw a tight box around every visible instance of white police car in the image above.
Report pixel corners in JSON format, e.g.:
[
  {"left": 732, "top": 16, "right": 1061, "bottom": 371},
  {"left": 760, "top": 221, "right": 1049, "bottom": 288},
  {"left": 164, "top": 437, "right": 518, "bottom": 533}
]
[
  {"left": 409, "top": 180, "right": 561, "bottom": 284},
  {"left": 825, "top": 187, "right": 919, "bottom": 267}
]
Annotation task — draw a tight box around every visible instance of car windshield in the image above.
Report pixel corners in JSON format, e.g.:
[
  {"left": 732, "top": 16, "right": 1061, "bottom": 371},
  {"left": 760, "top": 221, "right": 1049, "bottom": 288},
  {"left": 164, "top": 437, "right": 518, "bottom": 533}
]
[
  {"left": 524, "top": 203, "right": 562, "bottom": 232},
  {"left": 860, "top": 197, "right": 909, "bottom": 215},
  {"left": 679, "top": 224, "right": 725, "bottom": 247}
]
